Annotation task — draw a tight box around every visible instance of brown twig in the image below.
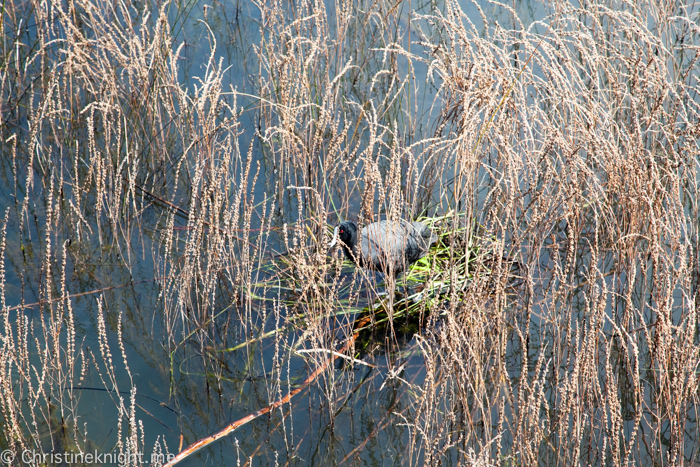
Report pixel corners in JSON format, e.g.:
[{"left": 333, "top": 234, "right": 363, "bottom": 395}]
[{"left": 163, "top": 314, "right": 373, "bottom": 466}]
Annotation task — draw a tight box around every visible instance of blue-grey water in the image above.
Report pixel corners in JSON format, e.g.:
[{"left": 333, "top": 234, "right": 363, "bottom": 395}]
[{"left": 3, "top": 0, "right": 699, "bottom": 465}]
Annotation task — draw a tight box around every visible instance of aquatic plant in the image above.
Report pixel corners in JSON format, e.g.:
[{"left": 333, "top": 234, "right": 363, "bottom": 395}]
[{"left": 1, "top": 0, "right": 700, "bottom": 465}]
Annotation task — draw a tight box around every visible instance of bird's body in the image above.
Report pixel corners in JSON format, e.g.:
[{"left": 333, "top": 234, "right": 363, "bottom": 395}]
[{"left": 329, "top": 220, "right": 438, "bottom": 275}]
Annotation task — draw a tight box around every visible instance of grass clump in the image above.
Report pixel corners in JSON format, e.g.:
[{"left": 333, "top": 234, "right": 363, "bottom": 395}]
[{"left": 2, "top": 0, "right": 700, "bottom": 465}]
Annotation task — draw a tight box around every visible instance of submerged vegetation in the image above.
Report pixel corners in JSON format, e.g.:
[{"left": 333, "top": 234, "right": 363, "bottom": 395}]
[{"left": 1, "top": 0, "right": 700, "bottom": 464}]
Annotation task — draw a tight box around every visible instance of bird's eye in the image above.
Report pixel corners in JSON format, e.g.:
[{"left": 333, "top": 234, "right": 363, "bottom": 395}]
[{"left": 340, "top": 228, "right": 344, "bottom": 233}]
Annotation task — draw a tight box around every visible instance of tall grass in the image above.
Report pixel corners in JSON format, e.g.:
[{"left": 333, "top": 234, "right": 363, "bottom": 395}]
[{"left": 2, "top": 0, "right": 700, "bottom": 464}]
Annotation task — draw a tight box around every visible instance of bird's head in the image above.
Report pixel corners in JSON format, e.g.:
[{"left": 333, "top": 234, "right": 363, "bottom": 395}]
[{"left": 329, "top": 221, "right": 357, "bottom": 249}]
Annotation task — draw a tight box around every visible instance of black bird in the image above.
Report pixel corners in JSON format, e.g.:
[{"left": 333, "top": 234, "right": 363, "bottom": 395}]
[{"left": 328, "top": 220, "right": 438, "bottom": 276}]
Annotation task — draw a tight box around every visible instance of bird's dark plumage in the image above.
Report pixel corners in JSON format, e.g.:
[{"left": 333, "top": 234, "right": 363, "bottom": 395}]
[{"left": 329, "top": 220, "right": 437, "bottom": 275}]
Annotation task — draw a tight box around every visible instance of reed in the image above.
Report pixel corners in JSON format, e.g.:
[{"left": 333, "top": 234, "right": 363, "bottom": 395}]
[{"left": 1, "top": 0, "right": 699, "bottom": 464}]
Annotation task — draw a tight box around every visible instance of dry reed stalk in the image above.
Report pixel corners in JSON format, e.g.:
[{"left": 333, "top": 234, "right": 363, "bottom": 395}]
[
  {"left": 398, "top": 0, "right": 700, "bottom": 464},
  {"left": 2, "top": 0, "right": 700, "bottom": 464}
]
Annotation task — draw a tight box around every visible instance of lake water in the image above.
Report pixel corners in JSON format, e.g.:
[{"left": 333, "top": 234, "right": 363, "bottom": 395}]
[{"left": 2, "top": 0, "right": 700, "bottom": 465}]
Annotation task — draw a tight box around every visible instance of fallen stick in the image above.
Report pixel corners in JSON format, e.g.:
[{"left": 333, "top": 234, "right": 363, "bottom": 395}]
[{"left": 163, "top": 314, "right": 372, "bottom": 466}]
